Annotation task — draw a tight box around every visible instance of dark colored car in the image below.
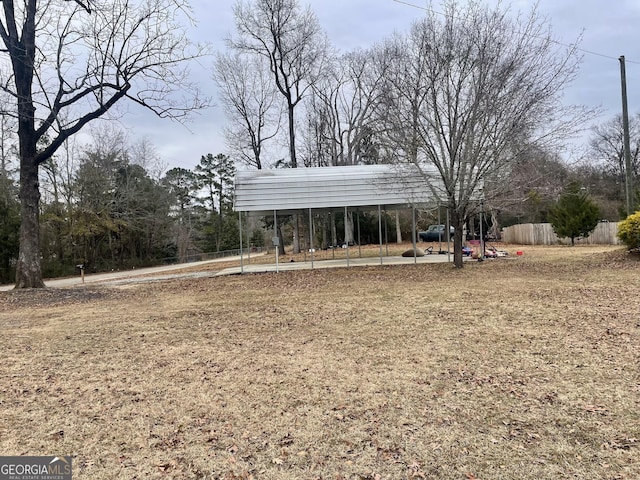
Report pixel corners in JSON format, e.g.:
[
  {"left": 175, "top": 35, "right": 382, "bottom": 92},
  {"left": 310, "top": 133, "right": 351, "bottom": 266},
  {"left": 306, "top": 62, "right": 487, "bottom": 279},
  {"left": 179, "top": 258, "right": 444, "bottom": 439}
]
[{"left": 418, "top": 224, "right": 454, "bottom": 242}]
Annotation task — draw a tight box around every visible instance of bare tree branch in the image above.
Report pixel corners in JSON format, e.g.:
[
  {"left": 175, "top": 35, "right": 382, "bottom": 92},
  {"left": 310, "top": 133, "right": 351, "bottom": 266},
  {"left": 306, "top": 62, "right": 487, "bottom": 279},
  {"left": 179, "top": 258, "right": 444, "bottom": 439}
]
[{"left": 68, "top": 0, "right": 92, "bottom": 13}]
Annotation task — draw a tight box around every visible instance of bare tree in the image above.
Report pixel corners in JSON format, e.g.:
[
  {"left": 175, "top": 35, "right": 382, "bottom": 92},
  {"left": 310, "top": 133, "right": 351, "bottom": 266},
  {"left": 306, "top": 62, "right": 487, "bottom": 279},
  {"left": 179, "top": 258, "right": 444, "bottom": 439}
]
[
  {"left": 213, "top": 52, "right": 280, "bottom": 170},
  {"left": 302, "top": 47, "right": 393, "bottom": 244},
  {"left": 130, "top": 136, "right": 167, "bottom": 181},
  {"left": 229, "top": 0, "right": 328, "bottom": 168},
  {"left": 486, "top": 146, "right": 570, "bottom": 224},
  {"left": 229, "top": 0, "right": 328, "bottom": 253},
  {"left": 588, "top": 113, "right": 640, "bottom": 201},
  {"left": 380, "top": 0, "right": 594, "bottom": 267},
  {"left": 307, "top": 47, "right": 390, "bottom": 167},
  {"left": 300, "top": 94, "right": 336, "bottom": 167},
  {"left": 0, "top": 0, "right": 208, "bottom": 288},
  {"left": 378, "top": 30, "right": 429, "bottom": 167}
]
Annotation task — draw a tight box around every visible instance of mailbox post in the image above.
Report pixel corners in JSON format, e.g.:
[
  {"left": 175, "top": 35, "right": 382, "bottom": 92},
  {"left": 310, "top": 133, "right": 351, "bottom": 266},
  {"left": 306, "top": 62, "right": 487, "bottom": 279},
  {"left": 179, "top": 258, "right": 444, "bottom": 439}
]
[{"left": 76, "top": 264, "right": 85, "bottom": 283}]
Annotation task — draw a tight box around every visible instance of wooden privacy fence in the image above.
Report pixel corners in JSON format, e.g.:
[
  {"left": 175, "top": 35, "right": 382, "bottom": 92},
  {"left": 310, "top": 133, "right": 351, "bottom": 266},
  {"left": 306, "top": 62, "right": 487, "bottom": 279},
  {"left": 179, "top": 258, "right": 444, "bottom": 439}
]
[{"left": 501, "top": 222, "right": 621, "bottom": 245}]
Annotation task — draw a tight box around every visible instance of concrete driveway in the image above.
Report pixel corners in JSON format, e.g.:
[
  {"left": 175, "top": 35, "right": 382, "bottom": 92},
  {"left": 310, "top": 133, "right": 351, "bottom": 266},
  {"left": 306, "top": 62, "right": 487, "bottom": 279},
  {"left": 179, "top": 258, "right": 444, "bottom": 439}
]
[{"left": 216, "top": 251, "right": 458, "bottom": 275}]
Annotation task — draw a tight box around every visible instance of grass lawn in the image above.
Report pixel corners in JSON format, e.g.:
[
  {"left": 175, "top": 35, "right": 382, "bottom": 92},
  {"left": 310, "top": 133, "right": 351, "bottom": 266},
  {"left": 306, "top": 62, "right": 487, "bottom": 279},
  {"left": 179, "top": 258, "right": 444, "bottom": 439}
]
[{"left": 1, "top": 244, "right": 639, "bottom": 479}]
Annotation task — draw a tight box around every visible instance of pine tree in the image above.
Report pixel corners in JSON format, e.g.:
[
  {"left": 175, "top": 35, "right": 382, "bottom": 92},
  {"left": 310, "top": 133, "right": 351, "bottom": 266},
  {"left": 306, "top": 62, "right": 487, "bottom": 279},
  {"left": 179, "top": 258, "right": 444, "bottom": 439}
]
[
  {"left": 195, "top": 154, "right": 236, "bottom": 252},
  {"left": 549, "top": 182, "right": 600, "bottom": 245}
]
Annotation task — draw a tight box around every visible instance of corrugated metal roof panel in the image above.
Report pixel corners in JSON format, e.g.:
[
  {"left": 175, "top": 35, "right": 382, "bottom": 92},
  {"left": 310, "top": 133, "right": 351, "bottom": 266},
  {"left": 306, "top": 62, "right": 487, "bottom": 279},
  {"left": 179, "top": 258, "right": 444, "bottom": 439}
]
[{"left": 233, "top": 164, "right": 448, "bottom": 215}]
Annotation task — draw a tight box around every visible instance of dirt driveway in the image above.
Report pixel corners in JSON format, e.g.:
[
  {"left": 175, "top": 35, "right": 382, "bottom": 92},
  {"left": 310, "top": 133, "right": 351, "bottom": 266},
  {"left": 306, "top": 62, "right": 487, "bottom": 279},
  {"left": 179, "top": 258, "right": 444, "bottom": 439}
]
[{"left": 0, "top": 255, "right": 253, "bottom": 291}]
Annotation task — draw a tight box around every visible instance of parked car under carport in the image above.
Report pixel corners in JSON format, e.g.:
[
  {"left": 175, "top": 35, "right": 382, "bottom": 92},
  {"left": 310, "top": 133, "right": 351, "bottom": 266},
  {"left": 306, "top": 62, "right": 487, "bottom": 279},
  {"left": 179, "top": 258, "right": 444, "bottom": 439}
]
[{"left": 418, "top": 224, "right": 454, "bottom": 242}]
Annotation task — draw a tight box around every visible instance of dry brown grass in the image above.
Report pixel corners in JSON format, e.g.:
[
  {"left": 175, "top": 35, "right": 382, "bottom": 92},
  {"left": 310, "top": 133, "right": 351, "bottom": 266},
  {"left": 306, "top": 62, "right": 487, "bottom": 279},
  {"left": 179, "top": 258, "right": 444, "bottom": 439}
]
[{"left": 1, "top": 245, "right": 639, "bottom": 479}]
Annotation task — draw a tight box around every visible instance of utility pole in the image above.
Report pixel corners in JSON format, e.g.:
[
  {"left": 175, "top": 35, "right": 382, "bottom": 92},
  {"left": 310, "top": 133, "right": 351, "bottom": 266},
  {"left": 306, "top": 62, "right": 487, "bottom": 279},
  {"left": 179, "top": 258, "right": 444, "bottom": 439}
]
[{"left": 619, "top": 55, "right": 633, "bottom": 216}]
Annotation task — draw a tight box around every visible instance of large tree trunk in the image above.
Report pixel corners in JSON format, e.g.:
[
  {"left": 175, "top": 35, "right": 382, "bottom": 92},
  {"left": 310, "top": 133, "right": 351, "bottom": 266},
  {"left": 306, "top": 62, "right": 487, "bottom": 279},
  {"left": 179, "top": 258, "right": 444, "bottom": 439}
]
[
  {"left": 331, "top": 214, "right": 338, "bottom": 247},
  {"left": 288, "top": 104, "right": 301, "bottom": 254},
  {"left": 344, "top": 211, "right": 355, "bottom": 245},
  {"left": 321, "top": 213, "right": 328, "bottom": 249},
  {"left": 451, "top": 209, "right": 464, "bottom": 268},
  {"left": 12, "top": 2, "right": 43, "bottom": 288},
  {"left": 15, "top": 155, "right": 45, "bottom": 288},
  {"left": 395, "top": 210, "right": 402, "bottom": 244},
  {"left": 288, "top": 104, "right": 297, "bottom": 168}
]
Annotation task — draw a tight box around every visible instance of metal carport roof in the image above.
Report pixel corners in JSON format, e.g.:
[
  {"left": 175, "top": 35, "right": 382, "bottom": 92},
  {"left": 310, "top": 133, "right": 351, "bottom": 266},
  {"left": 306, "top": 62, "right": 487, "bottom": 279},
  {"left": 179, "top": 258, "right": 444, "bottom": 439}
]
[{"left": 233, "top": 164, "right": 446, "bottom": 215}]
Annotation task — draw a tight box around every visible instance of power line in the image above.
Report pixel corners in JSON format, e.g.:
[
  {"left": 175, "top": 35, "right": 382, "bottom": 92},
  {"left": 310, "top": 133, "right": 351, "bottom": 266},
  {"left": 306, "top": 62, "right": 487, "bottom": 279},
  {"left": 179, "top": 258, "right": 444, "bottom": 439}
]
[{"left": 392, "top": 0, "right": 640, "bottom": 65}]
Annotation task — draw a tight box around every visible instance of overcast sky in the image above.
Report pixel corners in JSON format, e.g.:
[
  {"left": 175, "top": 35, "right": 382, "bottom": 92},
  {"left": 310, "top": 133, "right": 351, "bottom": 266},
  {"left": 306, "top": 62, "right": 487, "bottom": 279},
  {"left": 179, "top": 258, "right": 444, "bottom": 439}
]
[{"left": 119, "top": 0, "right": 640, "bottom": 171}]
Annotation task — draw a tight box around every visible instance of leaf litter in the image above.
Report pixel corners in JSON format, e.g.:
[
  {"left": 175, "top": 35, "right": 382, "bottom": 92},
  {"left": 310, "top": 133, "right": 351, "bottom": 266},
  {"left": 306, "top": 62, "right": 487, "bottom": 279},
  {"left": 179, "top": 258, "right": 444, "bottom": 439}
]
[{"left": 0, "top": 244, "right": 638, "bottom": 479}]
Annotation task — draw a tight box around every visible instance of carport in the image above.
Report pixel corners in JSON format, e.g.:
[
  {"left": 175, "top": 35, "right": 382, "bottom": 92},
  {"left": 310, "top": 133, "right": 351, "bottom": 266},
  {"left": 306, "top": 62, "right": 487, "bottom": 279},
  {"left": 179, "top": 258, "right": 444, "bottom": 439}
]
[{"left": 233, "top": 164, "right": 449, "bottom": 273}]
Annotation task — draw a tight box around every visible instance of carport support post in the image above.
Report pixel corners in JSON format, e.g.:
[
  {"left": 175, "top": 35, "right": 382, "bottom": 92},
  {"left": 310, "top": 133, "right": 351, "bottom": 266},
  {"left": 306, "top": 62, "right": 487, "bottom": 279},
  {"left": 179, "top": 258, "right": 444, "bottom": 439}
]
[
  {"left": 412, "top": 206, "right": 417, "bottom": 264},
  {"left": 438, "top": 205, "right": 442, "bottom": 252},
  {"left": 479, "top": 201, "right": 485, "bottom": 258},
  {"left": 274, "top": 210, "right": 279, "bottom": 273},
  {"left": 446, "top": 209, "right": 451, "bottom": 263},
  {"left": 378, "top": 205, "right": 383, "bottom": 265},
  {"left": 384, "top": 207, "right": 389, "bottom": 256},
  {"left": 309, "top": 208, "right": 314, "bottom": 269},
  {"left": 239, "top": 211, "right": 244, "bottom": 274},
  {"left": 357, "top": 212, "right": 362, "bottom": 258},
  {"left": 345, "top": 206, "right": 350, "bottom": 267}
]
